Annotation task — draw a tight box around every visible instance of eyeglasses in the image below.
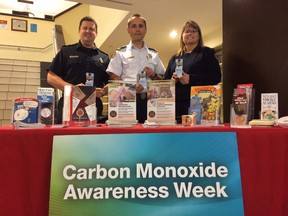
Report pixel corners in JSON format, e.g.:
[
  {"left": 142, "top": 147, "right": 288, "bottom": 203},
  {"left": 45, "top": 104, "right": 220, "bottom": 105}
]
[{"left": 184, "top": 28, "right": 198, "bottom": 34}]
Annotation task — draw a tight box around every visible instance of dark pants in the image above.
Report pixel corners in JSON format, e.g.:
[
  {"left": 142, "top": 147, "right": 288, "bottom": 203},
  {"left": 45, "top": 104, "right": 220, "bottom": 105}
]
[
  {"left": 136, "top": 93, "right": 147, "bottom": 123},
  {"left": 56, "top": 97, "right": 63, "bottom": 124},
  {"left": 176, "top": 102, "right": 190, "bottom": 124}
]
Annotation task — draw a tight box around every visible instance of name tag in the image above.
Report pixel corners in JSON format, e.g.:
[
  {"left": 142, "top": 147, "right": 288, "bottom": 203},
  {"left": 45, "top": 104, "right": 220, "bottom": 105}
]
[{"left": 85, "top": 73, "right": 94, "bottom": 86}]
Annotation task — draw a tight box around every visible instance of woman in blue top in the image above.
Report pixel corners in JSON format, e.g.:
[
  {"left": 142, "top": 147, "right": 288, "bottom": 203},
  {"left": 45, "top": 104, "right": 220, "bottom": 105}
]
[{"left": 164, "top": 20, "right": 221, "bottom": 122}]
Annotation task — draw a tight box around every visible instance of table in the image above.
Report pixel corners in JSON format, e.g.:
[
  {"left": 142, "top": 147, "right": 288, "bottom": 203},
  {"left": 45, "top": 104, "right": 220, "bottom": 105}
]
[{"left": 1, "top": 125, "right": 287, "bottom": 216}]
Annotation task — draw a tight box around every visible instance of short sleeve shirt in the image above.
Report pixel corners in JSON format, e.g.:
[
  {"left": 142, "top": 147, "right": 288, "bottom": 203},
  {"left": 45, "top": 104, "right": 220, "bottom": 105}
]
[
  {"left": 49, "top": 41, "right": 109, "bottom": 87},
  {"left": 106, "top": 41, "right": 165, "bottom": 81}
]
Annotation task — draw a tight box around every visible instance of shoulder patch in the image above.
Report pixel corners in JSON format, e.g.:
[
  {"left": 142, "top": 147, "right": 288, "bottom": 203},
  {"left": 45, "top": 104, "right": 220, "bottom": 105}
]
[{"left": 148, "top": 47, "right": 157, "bottom": 52}]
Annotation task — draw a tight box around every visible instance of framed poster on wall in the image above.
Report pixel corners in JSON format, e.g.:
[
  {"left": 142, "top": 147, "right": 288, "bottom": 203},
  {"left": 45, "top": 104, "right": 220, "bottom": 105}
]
[{"left": 11, "top": 18, "right": 27, "bottom": 32}]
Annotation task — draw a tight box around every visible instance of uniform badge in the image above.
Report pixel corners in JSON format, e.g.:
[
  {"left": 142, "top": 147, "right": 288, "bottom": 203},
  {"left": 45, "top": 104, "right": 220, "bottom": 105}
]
[{"left": 99, "top": 57, "right": 103, "bottom": 63}]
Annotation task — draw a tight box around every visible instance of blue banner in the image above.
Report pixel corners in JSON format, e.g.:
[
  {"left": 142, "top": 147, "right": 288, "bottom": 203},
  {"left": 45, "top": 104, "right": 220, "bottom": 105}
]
[{"left": 49, "top": 132, "right": 244, "bottom": 216}]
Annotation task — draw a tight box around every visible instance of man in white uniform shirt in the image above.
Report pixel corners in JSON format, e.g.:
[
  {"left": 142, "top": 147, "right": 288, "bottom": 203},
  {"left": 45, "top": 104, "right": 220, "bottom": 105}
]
[{"left": 106, "top": 14, "right": 165, "bottom": 123}]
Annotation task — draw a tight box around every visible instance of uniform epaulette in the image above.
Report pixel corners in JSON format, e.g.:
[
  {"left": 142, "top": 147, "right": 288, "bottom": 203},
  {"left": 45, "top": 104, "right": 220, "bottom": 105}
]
[
  {"left": 148, "top": 47, "right": 158, "bottom": 52},
  {"left": 111, "top": 46, "right": 126, "bottom": 58},
  {"left": 116, "top": 45, "right": 126, "bottom": 51}
]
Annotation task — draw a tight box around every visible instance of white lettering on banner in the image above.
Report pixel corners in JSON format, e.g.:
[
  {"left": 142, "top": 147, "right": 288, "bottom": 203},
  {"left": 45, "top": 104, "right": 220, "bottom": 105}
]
[
  {"left": 63, "top": 164, "right": 131, "bottom": 180},
  {"left": 63, "top": 184, "right": 169, "bottom": 200},
  {"left": 61, "top": 162, "right": 230, "bottom": 200},
  {"left": 173, "top": 182, "right": 228, "bottom": 198},
  {"left": 136, "top": 162, "right": 228, "bottom": 178}
]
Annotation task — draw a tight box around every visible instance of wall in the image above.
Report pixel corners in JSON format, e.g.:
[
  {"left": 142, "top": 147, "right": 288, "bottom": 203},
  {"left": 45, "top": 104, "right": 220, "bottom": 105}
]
[
  {"left": 0, "top": 4, "right": 92, "bottom": 62},
  {"left": 54, "top": 4, "right": 89, "bottom": 46},
  {"left": 0, "top": 13, "right": 58, "bottom": 126},
  {"left": 223, "top": 0, "right": 288, "bottom": 122},
  {"left": 0, "top": 14, "right": 55, "bottom": 62},
  {"left": 0, "top": 58, "right": 40, "bottom": 126},
  {"left": 0, "top": 4, "right": 114, "bottom": 126},
  {"left": 54, "top": 4, "right": 128, "bottom": 48}
]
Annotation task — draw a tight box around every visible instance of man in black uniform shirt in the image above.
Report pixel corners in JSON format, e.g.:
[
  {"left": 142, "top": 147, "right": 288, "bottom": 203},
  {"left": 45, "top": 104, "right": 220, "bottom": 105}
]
[{"left": 47, "top": 16, "right": 109, "bottom": 124}]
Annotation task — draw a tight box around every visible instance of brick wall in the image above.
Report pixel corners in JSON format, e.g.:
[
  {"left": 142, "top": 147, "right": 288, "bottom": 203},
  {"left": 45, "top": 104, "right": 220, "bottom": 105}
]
[{"left": 0, "top": 59, "right": 40, "bottom": 126}]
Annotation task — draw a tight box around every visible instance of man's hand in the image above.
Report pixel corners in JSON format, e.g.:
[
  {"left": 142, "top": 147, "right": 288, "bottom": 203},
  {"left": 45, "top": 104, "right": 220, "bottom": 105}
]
[
  {"left": 96, "top": 88, "right": 105, "bottom": 98},
  {"left": 143, "top": 66, "right": 155, "bottom": 78},
  {"left": 136, "top": 83, "right": 144, "bottom": 94}
]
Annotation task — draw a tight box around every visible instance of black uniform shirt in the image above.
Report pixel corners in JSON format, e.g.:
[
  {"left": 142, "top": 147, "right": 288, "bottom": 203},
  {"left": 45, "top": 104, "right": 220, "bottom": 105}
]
[
  {"left": 49, "top": 41, "right": 109, "bottom": 87},
  {"left": 164, "top": 46, "right": 221, "bottom": 117},
  {"left": 49, "top": 41, "right": 110, "bottom": 117}
]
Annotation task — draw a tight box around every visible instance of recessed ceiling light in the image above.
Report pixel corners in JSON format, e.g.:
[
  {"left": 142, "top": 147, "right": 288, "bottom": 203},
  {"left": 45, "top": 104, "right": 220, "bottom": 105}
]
[{"left": 169, "top": 30, "right": 178, "bottom": 39}]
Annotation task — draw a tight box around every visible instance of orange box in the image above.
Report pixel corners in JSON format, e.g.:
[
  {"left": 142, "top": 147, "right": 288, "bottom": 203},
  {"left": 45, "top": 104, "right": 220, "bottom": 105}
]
[{"left": 182, "top": 114, "right": 196, "bottom": 126}]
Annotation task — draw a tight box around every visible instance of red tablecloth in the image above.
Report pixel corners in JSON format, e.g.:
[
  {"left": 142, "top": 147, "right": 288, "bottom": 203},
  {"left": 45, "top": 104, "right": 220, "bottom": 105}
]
[{"left": 1, "top": 125, "right": 287, "bottom": 216}]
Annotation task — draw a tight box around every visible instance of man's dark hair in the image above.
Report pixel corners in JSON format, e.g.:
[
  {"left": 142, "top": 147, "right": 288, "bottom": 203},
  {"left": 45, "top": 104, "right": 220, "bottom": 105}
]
[
  {"left": 127, "top": 14, "right": 146, "bottom": 28},
  {"left": 79, "top": 16, "right": 98, "bottom": 30}
]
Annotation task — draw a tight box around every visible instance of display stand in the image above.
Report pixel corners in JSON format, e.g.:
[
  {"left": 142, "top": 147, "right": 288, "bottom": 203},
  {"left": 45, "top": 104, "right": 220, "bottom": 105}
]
[
  {"left": 62, "top": 86, "right": 97, "bottom": 126},
  {"left": 190, "top": 85, "right": 222, "bottom": 126},
  {"left": 107, "top": 81, "right": 138, "bottom": 126},
  {"left": 146, "top": 80, "right": 176, "bottom": 125}
]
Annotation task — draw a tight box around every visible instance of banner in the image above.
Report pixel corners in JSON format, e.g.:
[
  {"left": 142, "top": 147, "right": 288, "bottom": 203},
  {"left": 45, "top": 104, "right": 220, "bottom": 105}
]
[{"left": 49, "top": 132, "right": 244, "bottom": 216}]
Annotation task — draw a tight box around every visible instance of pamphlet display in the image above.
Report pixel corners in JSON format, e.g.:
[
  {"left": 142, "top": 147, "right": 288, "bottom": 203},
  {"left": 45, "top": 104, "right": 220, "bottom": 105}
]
[
  {"left": 146, "top": 80, "right": 176, "bottom": 125},
  {"left": 237, "top": 84, "right": 255, "bottom": 121},
  {"left": 230, "top": 88, "right": 249, "bottom": 126},
  {"left": 12, "top": 98, "right": 39, "bottom": 124},
  {"left": 261, "top": 93, "right": 278, "bottom": 120},
  {"left": 37, "top": 87, "right": 55, "bottom": 126},
  {"left": 107, "top": 81, "right": 137, "bottom": 125},
  {"left": 63, "top": 85, "right": 97, "bottom": 126},
  {"left": 230, "top": 84, "right": 255, "bottom": 127},
  {"left": 189, "top": 85, "right": 222, "bottom": 126}
]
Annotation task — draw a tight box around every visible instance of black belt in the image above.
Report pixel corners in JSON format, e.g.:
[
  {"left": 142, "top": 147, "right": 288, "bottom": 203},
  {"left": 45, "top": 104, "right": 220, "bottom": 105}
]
[{"left": 137, "top": 92, "right": 147, "bottom": 100}]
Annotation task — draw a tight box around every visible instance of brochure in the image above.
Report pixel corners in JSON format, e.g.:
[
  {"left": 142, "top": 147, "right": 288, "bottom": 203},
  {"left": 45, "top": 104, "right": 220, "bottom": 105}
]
[
  {"left": 63, "top": 86, "right": 97, "bottom": 126},
  {"left": 261, "top": 93, "right": 278, "bottom": 120},
  {"left": 146, "top": 80, "right": 176, "bottom": 125},
  {"left": 190, "top": 85, "right": 222, "bottom": 126},
  {"left": 107, "top": 81, "right": 137, "bottom": 125}
]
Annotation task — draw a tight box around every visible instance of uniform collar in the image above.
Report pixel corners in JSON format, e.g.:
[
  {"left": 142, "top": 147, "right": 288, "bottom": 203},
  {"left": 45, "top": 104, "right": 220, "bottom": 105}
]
[
  {"left": 128, "top": 41, "right": 148, "bottom": 51},
  {"left": 77, "top": 41, "right": 98, "bottom": 51}
]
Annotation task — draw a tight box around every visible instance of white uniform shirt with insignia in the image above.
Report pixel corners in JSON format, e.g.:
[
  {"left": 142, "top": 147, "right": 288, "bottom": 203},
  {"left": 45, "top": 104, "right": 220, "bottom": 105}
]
[{"left": 106, "top": 41, "right": 165, "bottom": 81}]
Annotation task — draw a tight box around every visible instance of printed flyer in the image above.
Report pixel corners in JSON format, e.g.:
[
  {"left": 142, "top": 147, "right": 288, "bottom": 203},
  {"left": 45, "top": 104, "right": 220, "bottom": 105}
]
[
  {"left": 108, "top": 81, "right": 137, "bottom": 124},
  {"left": 63, "top": 86, "right": 97, "bottom": 126},
  {"left": 147, "top": 80, "right": 176, "bottom": 124},
  {"left": 190, "top": 85, "right": 222, "bottom": 126}
]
